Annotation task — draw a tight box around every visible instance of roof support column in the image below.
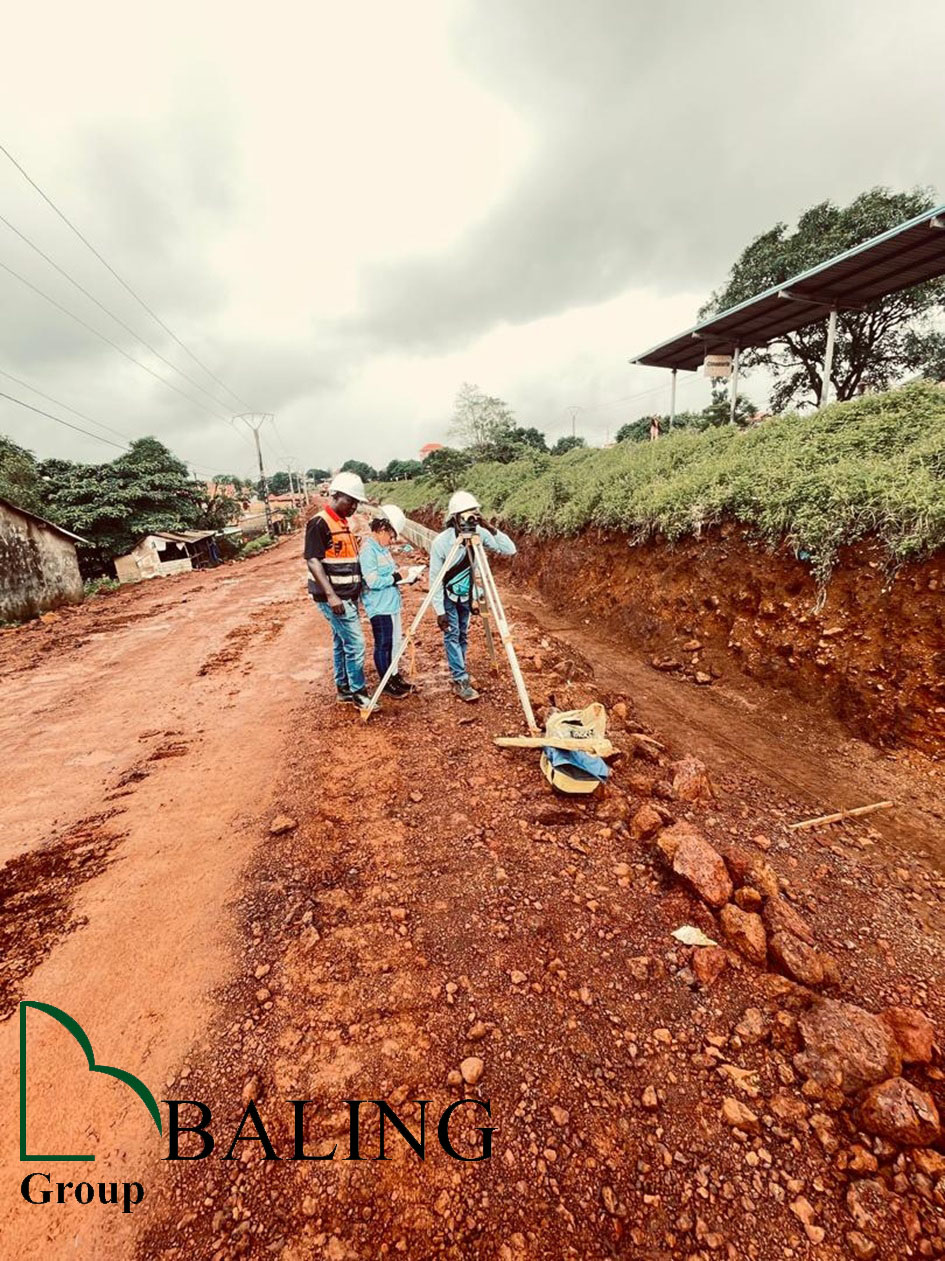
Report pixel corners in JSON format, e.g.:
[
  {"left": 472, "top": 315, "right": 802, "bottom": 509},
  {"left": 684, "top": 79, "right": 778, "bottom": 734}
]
[
  {"left": 819, "top": 308, "right": 838, "bottom": 410},
  {"left": 669, "top": 368, "right": 677, "bottom": 429},
  {"left": 729, "top": 347, "right": 741, "bottom": 424}
]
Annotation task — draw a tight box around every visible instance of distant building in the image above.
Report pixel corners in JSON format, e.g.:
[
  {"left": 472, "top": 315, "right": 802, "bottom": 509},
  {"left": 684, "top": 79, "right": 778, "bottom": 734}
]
[
  {"left": 0, "top": 497, "right": 88, "bottom": 622},
  {"left": 420, "top": 443, "right": 443, "bottom": 459},
  {"left": 113, "top": 531, "right": 219, "bottom": 584}
]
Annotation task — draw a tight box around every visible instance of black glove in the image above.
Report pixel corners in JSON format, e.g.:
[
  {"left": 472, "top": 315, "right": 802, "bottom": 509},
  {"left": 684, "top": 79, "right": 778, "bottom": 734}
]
[{"left": 437, "top": 613, "right": 450, "bottom": 632}]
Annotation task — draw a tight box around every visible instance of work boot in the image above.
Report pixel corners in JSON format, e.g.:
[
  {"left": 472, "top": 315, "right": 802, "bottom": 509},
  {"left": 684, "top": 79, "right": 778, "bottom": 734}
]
[
  {"left": 384, "top": 676, "right": 411, "bottom": 698},
  {"left": 452, "top": 680, "right": 480, "bottom": 703},
  {"left": 352, "top": 690, "right": 381, "bottom": 713},
  {"left": 335, "top": 688, "right": 355, "bottom": 704}
]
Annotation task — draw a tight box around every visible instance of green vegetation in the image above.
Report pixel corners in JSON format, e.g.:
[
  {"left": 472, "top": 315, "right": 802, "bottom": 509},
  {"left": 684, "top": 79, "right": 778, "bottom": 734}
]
[
  {"left": 240, "top": 533, "right": 275, "bottom": 557},
  {"left": 83, "top": 576, "right": 121, "bottom": 598},
  {"left": 369, "top": 382, "right": 945, "bottom": 584}
]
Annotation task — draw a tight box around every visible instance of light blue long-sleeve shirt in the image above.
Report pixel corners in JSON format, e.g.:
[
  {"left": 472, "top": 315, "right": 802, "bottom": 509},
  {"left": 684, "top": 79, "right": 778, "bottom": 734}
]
[
  {"left": 429, "top": 523, "right": 517, "bottom": 615},
  {"left": 359, "top": 536, "right": 403, "bottom": 618}
]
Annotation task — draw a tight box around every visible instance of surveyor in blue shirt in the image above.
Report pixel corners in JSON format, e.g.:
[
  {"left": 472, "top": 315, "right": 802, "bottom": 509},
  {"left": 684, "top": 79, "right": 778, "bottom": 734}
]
[
  {"left": 429, "top": 490, "right": 516, "bottom": 702},
  {"left": 359, "top": 504, "right": 414, "bottom": 698}
]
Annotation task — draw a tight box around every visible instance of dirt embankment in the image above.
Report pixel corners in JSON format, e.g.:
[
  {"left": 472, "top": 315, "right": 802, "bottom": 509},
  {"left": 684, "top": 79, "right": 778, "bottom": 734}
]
[{"left": 408, "top": 510, "right": 945, "bottom": 755}]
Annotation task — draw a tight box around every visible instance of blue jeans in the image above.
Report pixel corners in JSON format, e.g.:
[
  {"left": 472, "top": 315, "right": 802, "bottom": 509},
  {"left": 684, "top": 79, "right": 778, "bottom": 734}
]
[
  {"left": 369, "top": 611, "right": 402, "bottom": 680},
  {"left": 316, "top": 600, "right": 366, "bottom": 694},
  {"left": 442, "top": 598, "right": 471, "bottom": 682}
]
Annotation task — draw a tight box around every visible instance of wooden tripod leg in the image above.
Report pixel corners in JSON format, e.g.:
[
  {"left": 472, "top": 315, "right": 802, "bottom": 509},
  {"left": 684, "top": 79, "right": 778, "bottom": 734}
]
[{"left": 472, "top": 537, "right": 539, "bottom": 734}]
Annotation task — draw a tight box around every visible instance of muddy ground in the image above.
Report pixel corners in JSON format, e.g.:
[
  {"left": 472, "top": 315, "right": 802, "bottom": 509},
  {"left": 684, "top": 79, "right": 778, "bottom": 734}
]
[{"left": 1, "top": 524, "right": 944, "bottom": 1260}]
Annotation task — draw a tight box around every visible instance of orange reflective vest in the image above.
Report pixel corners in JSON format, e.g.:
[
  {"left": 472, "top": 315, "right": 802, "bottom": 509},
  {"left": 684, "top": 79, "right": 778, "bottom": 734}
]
[{"left": 316, "top": 508, "right": 361, "bottom": 600}]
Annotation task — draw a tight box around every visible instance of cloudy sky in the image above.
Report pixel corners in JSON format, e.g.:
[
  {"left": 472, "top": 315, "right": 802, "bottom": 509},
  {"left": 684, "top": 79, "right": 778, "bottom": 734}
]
[{"left": 1, "top": 0, "right": 943, "bottom": 478}]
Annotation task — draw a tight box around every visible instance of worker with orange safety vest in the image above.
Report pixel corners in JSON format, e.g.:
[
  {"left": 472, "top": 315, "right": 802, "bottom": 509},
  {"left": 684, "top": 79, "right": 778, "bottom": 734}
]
[{"left": 304, "top": 471, "right": 379, "bottom": 712}]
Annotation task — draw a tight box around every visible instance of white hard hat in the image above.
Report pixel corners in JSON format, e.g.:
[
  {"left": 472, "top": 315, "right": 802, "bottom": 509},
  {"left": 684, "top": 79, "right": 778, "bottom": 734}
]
[
  {"left": 447, "top": 490, "right": 481, "bottom": 517},
  {"left": 378, "top": 503, "right": 407, "bottom": 536},
  {"left": 328, "top": 470, "right": 367, "bottom": 501}
]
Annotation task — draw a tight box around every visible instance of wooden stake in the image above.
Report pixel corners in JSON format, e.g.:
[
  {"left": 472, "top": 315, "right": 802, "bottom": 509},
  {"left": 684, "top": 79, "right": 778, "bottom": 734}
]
[{"left": 787, "top": 800, "right": 893, "bottom": 831}]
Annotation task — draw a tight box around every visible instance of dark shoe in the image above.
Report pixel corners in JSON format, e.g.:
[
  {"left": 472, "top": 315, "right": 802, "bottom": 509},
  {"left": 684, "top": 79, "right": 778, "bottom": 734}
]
[
  {"left": 452, "top": 680, "right": 480, "bottom": 702},
  {"left": 385, "top": 675, "right": 412, "bottom": 697},
  {"left": 335, "top": 689, "right": 355, "bottom": 704},
  {"left": 352, "top": 690, "right": 381, "bottom": 712}
]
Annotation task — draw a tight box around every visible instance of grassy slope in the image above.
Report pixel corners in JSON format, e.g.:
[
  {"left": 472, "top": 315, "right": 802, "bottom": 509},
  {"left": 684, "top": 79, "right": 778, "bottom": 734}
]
[{"left": 370, "top": 383, "right": 945, "bottom": 582}]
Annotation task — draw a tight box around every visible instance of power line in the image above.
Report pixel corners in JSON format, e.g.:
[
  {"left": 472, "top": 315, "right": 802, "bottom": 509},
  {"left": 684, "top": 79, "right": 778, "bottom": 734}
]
[
  {"left": 0, "top": 257, "right": 233, "bottom": 421},
  {"left": 0, "top": 140, "right": 255, "bottom": 413},
  {"left": 0, "top": 365, "right": 131, "bottom": 443},
  {"left": 0, "top": 371, "right": 238, "bottom": 477},
  {"left": 0, "top": 210, "right": 241, "bottom": 415},
  {"left": 0, "top": 387, "right": 128, "bottom": 451}
]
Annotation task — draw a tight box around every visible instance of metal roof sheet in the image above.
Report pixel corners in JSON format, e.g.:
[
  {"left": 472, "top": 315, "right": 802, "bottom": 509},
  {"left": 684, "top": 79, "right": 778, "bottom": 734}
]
[{"left": 632, "top": 206, "right": 945, "bottom": 371}]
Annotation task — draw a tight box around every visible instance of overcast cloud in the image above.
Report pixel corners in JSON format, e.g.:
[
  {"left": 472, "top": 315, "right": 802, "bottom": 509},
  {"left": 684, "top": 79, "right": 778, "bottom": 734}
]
[{"left": 1, "top": 0, "right": 943, "bottom": 476}]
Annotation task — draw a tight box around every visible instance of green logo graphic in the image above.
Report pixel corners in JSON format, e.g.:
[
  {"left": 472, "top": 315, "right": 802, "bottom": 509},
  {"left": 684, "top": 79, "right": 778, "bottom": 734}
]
[{"left": 19, "top": 1001, "right": 163, "bottom": 1162}]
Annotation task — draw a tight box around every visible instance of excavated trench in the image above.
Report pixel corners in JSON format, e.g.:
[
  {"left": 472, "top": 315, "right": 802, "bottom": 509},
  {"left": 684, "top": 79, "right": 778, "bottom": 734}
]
[{"left": 415, "top": 510, "right": 945, "bottom": 755}]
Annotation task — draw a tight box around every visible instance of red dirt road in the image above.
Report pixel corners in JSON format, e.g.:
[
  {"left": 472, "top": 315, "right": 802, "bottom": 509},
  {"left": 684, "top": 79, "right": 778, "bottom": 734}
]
[{"left": 1, "top": 529, "right": 944, "bottom": 1259}]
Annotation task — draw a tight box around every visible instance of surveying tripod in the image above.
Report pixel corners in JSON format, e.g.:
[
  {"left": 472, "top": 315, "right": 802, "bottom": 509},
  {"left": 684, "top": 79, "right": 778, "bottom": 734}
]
[{"left": 360, "top": 526, "right": 539, "bottom": 733}]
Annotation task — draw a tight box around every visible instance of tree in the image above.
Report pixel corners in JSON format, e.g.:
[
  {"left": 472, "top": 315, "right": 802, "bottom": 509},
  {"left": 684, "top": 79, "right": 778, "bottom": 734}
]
[
  {"left": 340, "top": 458, "right": 377, "bottom": 483},
  {"left": 379, "top": 458, "right": 423, "bottom": 481},
  {"left": 449, "top": 383, "right": 516, "bottom": 452},
  {"left": 307, "top": 467, "right": 330, "bottom": 482},
  {"left": 0, "top": 435, "right": 44, "bottom": 514},
  {"left": 700, "top": 187, "right": 945, "bottom": 411},
  {"left": 263, "top": 471, "right": 292, "bottom": 496},
  {"left": 699, "top": 384, "right": 757, "bottom": 428},
  {"left": 39, "top": 436, "right": 207, "bottom": 574},
  {"left": 509, "top": 426, "right": 548, "bottom": 452},
  {"left": 423, "top": 446, "right": 474, "bottom": 492},
  {"left": 551, "top": 435, "right": 586, "bottom": 455},
  {"left": 197, "top": 485, "right": 243, "bottom": 531}
]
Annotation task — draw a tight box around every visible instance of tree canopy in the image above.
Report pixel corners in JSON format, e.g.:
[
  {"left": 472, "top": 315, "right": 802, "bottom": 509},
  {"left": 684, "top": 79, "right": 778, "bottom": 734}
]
[
  {"left": 700, "top": 187, "right": 945, "bottom": 411},
  {"left": 0, "top": 436, "right": 44, "bottom": 515}
]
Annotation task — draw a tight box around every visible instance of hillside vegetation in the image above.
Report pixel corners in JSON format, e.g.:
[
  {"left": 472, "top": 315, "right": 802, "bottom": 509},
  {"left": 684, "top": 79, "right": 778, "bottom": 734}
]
[{"left": 370, "top": 382, "right": 945, "bottom": 583}]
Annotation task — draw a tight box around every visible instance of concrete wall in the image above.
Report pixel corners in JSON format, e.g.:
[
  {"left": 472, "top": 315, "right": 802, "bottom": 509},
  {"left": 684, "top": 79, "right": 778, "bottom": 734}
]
[
  {"left": 114, "top": 537, "right": 193, "bottom": 583},
  {"left": 0, "top": 502, "right": 84, "bottom": 622}
]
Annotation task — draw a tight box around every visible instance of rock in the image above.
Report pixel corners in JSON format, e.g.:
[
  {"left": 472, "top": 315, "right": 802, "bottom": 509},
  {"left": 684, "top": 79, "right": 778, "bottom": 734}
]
[
  {"left": 769, "top": 931, "right": 825, "bottom": 986},
  {"left": 269, "top": 814, "right": 297, "bottom": 835},
  {"left": 670, "top": 756, "right": 714, "bottom": 802},
  {"left": 550, "top": 1104, "right": 570, "bottom": 1127},
  {"left": 846, "top": 1179, "right": 899, "bottom": 1236},
  {"left": 769, "top": 1092, "right": 808, "bottom": 1126},
  {"left": 913, "top": 1148, "right": 945, "bottom": 1177},
  {"left": 762, "top": 896, "right": 815, "bottom": 945},
  {"left": 460, "top": 1057, "right": 484, "bottom": 1086},
  {"left": 409, "top": 790, "right": 423, "bottom": 803},
  {"left": 692, "top": 946, "right": 728, "bottom": 987},
  {"left": 733, "top": 886, "right": 762, "bottom": 912},
  {"left": 601, "top": 1185, "right": 618, "bottom": 1214},
  {"left": 845, "top": 1231, "right": 878, "bottom": 1261},
  {"left": 790, "top": 1197, "right": 825, "bottom": 1244},
  {"left": 672, "top": 833, "right": 733, "bottom": 909},
  {"left": 719, "top": 903, "right": 767, "bottom": 965},
  {"left": 446, "top": 1069, "right": 463, "bottom": 1087},
  {"left": 718, "top": 842, "right": 780, "bottom": 898},
  {"left": 796, "top": 999, "right": 902, "bottom": 1094},
  {"left": 694, "top": 671, "right": 712, "bottom": 685},
  {"left": 467, "top": 1021, "right": 488, "bottom": 1042},
  {"left": 641, "top": 1085, "right": 659, "bottom": 1110},
  {"left": 241, "top": 1076, "right": 261, "bottom": 1106},
  {"left": 735, "top": 1008, "right": 768, "bottom": 1044},
  {"left": 655, "top": 820, "right": 703, "bottom": 861},
  {"left": 879, "top": 1006, "right": 935, "bottom": 1064},
  {"left": 859, "top": 1077, "right": 941, "bottom": 1146},
  {"left": 630, "top": 802, "right": 663, "bottom": 841},
  {"left": 721, "top": 1096, "right": 760, "bottom": 1134},
  {"left": 510, "top": 970, "right": 527, "bottom": 985}
]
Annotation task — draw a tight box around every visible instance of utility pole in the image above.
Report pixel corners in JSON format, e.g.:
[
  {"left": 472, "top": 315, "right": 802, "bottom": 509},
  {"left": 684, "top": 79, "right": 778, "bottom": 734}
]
[
  {"left": 234, "top": 413, "right": 274, "bottom": 535},
  {"left": 567, "top": 405, "right": 581, "bottom": 438}
]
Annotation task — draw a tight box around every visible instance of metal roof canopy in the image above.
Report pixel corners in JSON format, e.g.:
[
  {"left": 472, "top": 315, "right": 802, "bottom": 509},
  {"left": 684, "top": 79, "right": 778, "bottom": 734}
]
[{"left": 632, "top": 205, "right": 945, "bottom": 374}]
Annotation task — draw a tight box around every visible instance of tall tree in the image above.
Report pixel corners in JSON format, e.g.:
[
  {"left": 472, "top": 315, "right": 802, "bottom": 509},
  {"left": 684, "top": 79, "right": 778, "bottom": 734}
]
[
  {"left": 449, "top": 383, "right": 516, "bottom": 452},
  {"left": 701, "top": 188, "right": 945, "bottom": 411},
  {"left": 339, "top": 458, "right": 377, "bottom": 483},
  {"left": 423, "top": 446, "right": 473, "bottom": 492},
  {"left": 0, "top": 435, "right": 44, "bottom": 514},
  {"left": 39, "top": 437, "right": 207, "bottom": 573}
]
